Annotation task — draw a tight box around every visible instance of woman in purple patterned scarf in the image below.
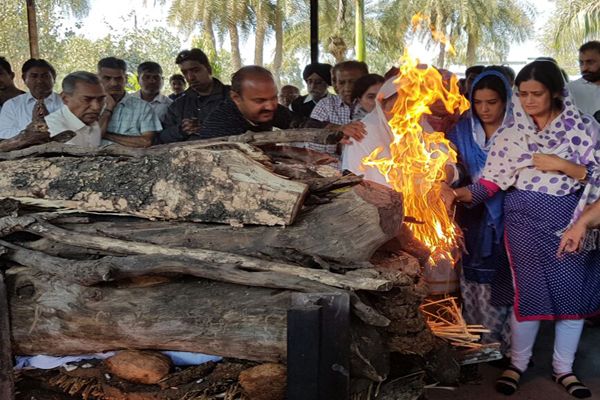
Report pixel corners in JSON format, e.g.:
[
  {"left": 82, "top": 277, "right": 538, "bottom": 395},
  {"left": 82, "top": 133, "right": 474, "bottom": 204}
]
[{"left": 444, "top": 60, "right": 600, "bottom": 398}]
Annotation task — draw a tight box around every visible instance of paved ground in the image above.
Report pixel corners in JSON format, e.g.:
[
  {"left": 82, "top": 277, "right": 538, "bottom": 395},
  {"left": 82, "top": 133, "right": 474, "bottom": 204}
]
[{"left": 427, "top": 321, "right": 600, "bottom": 400}]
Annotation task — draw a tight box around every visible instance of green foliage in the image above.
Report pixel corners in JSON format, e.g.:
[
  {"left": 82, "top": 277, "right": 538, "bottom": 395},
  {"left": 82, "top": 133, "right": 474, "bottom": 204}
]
[
  {"left": 1, "top": 0, "right": 541, "bottom": 92},
  {"left": 542, "top": 0, "right": 600, "bottom": 72},
  {"left": 1, "top": 0, "right": 181, "bottom": 93}
]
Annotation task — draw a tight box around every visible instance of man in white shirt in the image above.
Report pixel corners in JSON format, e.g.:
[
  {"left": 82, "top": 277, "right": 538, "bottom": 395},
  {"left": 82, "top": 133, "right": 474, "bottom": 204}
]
[
  {"left": 0, "top": 58, "right": 62, "bottom": 139},
  {"left": 134, "top": 61, "right": 172, "bottom": 123},
  {"left": 45, "top": 71, "right": 106, "bottom": 147},
  {"left": 568, "top": 41, "right": 600, "bottom": 122}
]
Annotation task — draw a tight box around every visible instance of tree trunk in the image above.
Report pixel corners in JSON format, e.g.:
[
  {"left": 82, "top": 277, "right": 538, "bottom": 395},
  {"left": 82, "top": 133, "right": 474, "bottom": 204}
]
[
  {"left": 254, "top": 0, "right": 269, "bottom": 66},
  {"left": 7, "top": 268, "right": 388, "bottom": 380},
  {"left": 436, "top": 41, "right": 446, "bottom": 68},
  {"left": 466, "top": 31, "right": 478, "bottom": 67},
  {"left": 354, "top": 0, "right": 365, "bottom": 62},
  {"left": 0, "top": 146, "right": 308, "bottom": 226},
  {"left": 26, "top": 0, "right": 40, "bottom": 59},
  {"left": 202, "top": 7, "right": 217, "bottom": 56},
  {"left": 227, "top": 2, "right": 242, "bottom": 73},
  {"left": 272, "top": 0, "right": 284, "bottom": 87}
]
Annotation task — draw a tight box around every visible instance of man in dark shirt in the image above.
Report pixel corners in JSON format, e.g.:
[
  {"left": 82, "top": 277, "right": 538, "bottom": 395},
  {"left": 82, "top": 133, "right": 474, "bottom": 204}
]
[
  {"left": 195, "top": 66, "right": 300, "bottom": 139},
  {"left": 157, "top": 49, "right": 230, "bottom": 144},
  {"left": 290, "top": 62, "right": 332, "bottom": 118}
]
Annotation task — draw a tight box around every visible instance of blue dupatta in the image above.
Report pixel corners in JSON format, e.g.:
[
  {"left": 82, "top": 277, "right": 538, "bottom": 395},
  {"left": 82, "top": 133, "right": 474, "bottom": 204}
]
[{"left": 448, "top": 71, "right": 513, "bottom": 282}]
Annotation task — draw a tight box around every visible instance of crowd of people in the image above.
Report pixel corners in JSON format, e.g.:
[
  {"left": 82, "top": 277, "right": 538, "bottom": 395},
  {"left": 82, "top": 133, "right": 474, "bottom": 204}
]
[{"left": 0, "top": 39, "right": 600, "bottom": 398}]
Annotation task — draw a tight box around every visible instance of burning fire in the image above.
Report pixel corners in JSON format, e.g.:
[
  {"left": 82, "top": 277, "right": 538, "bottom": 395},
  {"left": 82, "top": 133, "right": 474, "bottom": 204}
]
[
  {"left": 362, "top": 43, "right": 469, "bottom": 264},
  {"left": 411, "top": 13, "right": 456, "bottom": 56}
]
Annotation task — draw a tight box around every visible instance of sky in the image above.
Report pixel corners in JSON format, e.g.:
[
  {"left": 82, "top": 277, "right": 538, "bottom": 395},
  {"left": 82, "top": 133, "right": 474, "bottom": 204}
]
[{"left": 74, "top": 0, "right": 558, "bottom": 72}]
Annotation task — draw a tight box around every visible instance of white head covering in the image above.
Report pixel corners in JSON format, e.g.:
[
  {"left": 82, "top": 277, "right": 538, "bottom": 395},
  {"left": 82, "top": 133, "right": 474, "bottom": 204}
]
[
  {"left": 341, "top": 76, "right": 399, "bottom": 185},
  {"left": 482, "top": 87, "right": 600, "bottom": 222}
]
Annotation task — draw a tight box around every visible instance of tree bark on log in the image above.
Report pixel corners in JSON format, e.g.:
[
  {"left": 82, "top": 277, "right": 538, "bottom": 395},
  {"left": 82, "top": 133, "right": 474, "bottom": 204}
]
[
  {"left": 50, "top": 181, "right": 403, "bottom": 264},
  {"left": 6, "top": 268, "right": 387, "bottom": 380},
  {"left": 0, "top": 146, "right": 308, "bottom": 226}
]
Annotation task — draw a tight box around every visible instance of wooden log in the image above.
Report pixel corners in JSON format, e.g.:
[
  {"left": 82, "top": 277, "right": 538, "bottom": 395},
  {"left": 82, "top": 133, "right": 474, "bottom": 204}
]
[
  {"left": 0, "top": 272, "right": 15, "bottom": 400},
  {"left": 6, "top": 269, "right": 387, "bottom": 380},
  {"left": 16, "top": 220, "right": 392, "bottom": 292},
  {"left": 52, "top": 181, "right": 403, "bottom": 264},
  {"left": 0, "top": 146, "right": 308, "bottom": 226},
  {"left": 2, "top": 242, "right": 389, "bottom": 327},
  {"left": 0, "top": 129, "right": 340, "bottom": 161}
]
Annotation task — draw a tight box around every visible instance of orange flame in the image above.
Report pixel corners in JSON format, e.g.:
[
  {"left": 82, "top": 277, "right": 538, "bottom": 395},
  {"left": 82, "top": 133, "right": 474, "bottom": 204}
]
[
  {"left": 362, "top": 52, "right": 470, "bottom": 264},
  {"left": 411, "top": 12, "right": 456, "bottom": 56}
]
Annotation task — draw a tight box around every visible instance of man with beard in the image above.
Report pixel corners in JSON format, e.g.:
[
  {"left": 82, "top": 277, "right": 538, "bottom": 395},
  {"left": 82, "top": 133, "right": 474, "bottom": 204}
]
[
  {"left": 0, "top": 57, "right": 24, "bottom": 110},
  {"left": 133, "top": 61, "right": 172, "bottom": 123},
  {"left": 0, "top": 58, "right": 62, "bottom": 139},
  {"left": 290, "top": 62, "right": 332, "bottom": 118},
  {"left": 195, "top": 66, "right": 299, "bottom": 139},
  {"left": 45, "top": 71, "right": 106, "bottom": 147},
  {"left": 568, "top": 41, "right": 600, "bottom": 122},
  {"left": 156, "top": 48, "right": 230, "bottom": 143},
  {"left": 97, "top": 57, "right": 161, "bottom": 148}
]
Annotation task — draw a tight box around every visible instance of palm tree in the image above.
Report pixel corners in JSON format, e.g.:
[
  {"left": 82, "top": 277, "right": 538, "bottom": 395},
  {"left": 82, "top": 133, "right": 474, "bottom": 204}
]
[
  {"left": 407, "top": 0, "right": 534, "bottom": 67},
  {"left": 548, "top": 0, "right": 600, "bottom": 53}
]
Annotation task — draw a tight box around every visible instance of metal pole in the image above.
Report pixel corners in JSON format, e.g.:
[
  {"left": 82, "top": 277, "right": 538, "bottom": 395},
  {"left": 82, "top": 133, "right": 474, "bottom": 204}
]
[
  {"left": 310, "top": 0, "right": 319, "bottom": 63},
  {"left": 26, "top": 0, "right": 40, "bottom": 59}
]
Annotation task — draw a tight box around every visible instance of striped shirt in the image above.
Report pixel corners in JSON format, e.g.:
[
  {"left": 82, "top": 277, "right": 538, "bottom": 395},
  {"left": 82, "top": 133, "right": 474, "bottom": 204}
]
[{"left": 103, "top": 94, "right": 162, "bottom": 145}]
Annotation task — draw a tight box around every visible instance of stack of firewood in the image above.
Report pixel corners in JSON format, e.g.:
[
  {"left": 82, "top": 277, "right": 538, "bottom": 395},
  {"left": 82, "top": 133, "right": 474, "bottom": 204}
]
[{"left": 0, "top": 129, "right": 449, "bottom": 399}]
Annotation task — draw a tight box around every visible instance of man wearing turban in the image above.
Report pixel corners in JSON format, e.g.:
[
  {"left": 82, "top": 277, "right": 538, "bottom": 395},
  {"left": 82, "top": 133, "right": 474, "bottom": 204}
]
[{"left": 291, "top": 62, "right": 332, "bottom": 118}]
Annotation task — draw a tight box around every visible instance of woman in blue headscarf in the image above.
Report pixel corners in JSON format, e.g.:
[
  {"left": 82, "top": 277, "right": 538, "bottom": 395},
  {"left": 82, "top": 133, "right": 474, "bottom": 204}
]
[{"left": 446, "top": 69, "right": 514, "bottom": 355}]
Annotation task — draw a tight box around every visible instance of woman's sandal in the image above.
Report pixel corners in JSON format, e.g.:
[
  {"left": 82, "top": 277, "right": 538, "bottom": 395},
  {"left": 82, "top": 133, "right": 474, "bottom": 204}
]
[
  {"left": 495, "top": 365, "right": 522, "bottom": 395},
  {"left": 553, "top": 373, "right": 592, "bottom": 399}
]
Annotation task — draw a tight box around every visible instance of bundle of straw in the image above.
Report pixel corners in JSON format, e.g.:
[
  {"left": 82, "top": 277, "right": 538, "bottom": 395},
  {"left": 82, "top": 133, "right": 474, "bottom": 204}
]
[{"left": 419, "top": 297, "right": 494, "bottom": 349}]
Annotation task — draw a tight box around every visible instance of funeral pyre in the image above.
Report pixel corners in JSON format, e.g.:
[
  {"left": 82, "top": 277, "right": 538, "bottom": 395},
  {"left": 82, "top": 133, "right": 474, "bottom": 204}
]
[{"left": 0, "top": 127, "right": 465, "bottom": 400}]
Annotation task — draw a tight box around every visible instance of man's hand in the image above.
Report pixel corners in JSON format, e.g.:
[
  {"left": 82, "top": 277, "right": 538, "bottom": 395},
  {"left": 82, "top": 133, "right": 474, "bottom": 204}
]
[
  {"left": 533, "top": 153, "right": 566, "bottom": 173},
  {"left": 181, "top": 118, "right": 201, "bottom": 136},
  {"left": 339, "top": 121, "right": 366, "bottom": 144}
]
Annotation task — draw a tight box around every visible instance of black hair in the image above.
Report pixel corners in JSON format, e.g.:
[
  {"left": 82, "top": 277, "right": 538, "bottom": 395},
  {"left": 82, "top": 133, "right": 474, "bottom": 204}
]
[
  {"left": 175, "top": 48, "right": 212, "bottom": 74},
  {"left": 231, "top": 65, "right": 273, "bottom": 94},
  {"left": 580, "top": 40, "right": 600, "bottom": 54},
  {"left": 22, "top": 58, "right": 56, "bottom": 78},
  {"left": 515, "top": 60, "right": 565, "bottom": 110},
  {"left": 351, "top": 73, "right": 385, "bottom": 101},
  {"left": 169, "top": 73, "right": 185, "bottom": 83},
  {"left": 483, "top": 65, "right": 515, "bottom": 83},
  {"left": 332, "top": 60, "right": 369, "bottom": 80},
  {"left": 137, "top": 61, "right": 162, "bottom": 76},
  {"left": 472, "top": 74, "right": 508, "bottom": 104},
  {"left": 97, "top": 57, "right": 127, "bottom": 73},
  {"left": 0, "top": 57, "right": 13, "bottom": 75},
  {"left": 465, "top": 65, "right": 485, "bottom": 77}
]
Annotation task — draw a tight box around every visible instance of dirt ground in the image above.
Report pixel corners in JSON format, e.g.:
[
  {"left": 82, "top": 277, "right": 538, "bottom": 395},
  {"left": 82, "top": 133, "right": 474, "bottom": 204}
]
[{"left": 426, "top": 321, "right": 600, "bottom": 400}]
